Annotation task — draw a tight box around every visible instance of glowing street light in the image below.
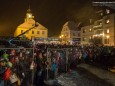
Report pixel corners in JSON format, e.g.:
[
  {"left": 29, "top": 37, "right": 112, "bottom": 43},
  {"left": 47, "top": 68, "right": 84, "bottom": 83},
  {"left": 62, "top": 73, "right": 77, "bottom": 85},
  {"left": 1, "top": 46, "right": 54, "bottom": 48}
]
[
  {"left": 59, "top": 34, "right": 64, "bottom": 43},
  {"left": 59, "top": 36, "right": 62, "bottom": 38},
  {"left": 61, "top": 34, "right": 64, "bottom": 37}
]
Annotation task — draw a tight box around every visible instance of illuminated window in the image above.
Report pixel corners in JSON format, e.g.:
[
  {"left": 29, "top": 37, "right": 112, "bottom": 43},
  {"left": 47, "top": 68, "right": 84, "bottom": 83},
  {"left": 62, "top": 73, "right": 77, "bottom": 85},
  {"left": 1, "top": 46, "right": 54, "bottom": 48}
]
[
  {"left": 82, "top": 37, "right": 86, "bottom": 41},
  {"left": 37, "top": 31, "right": 40, "bottom": 34},
  {"left": 42, "top": 31, "right": 45, "bottom": 34},
  {"left": 32, "top": 31, "right": 34, "bottom": 34},
  {"left": 89, "top": 36, "right": 92, "bottom": 39},
  {"left": 100, "top": 13, "right": 103, "bottom": 16},
  {"left": 89, "top": 28, "right": 92, "bottom": 32},
  {"left": 21, "top": 30, "right": 23, "bottom": 33},
  {"left": 106, "top": 9, "right": 110, "bottom": 14},
  {"left": 104, "top": 29, "right": 110, "bottom": 34},
  {"left": 106, "top": 19, "right": 110, "bottom": 24},
  {"left": 107, "top": 29, "right": 109, "bottom": 33}
]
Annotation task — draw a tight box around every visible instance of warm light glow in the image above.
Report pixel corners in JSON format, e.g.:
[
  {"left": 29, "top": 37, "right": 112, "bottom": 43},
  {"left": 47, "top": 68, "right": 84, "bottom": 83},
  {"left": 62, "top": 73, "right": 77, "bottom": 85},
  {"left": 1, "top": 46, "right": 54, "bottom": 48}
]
[
  {"left": 61, "top": 35, "right": 64, "bottom": 37},
  {"left": 28, "top": 14, "right": 32, "bottom": 18},
  {"left": 106, "top": 9, "right": 110, "bottom": 14},
  {"left": 106, "top": 19, "right": 110, "bottom": 23},
  {"left": 99, "top": 34, "right": 103, "bottom": 35},
  {"left": 107, "top": 29, "right": 109, "bottom": 33},
  {"left": 89, "top": 28, "right": 92, "bottom": 32},
  {"left": 106, "top": 35, "right": 110, "bottom": 38},
  {"left": 59, "top": 36, "right": 62, "bottom": 38}
]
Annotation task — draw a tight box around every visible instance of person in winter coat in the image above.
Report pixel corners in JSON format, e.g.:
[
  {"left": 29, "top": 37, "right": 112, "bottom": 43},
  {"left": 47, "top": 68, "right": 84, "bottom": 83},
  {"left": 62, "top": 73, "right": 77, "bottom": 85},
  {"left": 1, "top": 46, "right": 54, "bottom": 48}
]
[
  {"left": 34, "top": 51, "right": 46, "bottom": 86},
  {"left": 0, "top": 59, "right": 6, "bottom": 86}
]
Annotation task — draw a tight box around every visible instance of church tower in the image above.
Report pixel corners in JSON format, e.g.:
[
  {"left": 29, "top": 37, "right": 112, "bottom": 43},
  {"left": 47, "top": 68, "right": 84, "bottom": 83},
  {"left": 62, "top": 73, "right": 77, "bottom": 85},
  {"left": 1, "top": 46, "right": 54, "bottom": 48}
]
[
  {"left": 25, "top": 8, "right": 34, "bottom": 22},
  {"left": 14, "top": 7, "right": 48, "bottom": 40}
]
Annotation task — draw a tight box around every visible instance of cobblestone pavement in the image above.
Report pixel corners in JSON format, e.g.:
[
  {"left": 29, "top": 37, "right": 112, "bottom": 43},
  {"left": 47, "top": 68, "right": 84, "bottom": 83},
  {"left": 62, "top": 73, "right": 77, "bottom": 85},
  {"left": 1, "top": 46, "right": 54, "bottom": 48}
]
[{"left": 56, "top": 67, "right": 113, "bottom": 86}]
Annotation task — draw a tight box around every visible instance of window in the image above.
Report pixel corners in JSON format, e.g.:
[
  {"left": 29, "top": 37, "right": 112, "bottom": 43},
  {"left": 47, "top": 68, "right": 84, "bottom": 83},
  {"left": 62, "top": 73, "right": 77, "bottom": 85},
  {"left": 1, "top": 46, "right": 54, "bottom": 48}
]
[
  {"left": 104, "top": 30, "right": 107, "bottom": 34},
  {"left": 89, "top": 36, "right": 92, "bottom": 39},
  {"left": 104, "top": 29, "right": 109, "bottom": 34},
  {"left": 63, "top": 27, "right": 67, "bottom": 31},
  {"left": 21, "top": 30, "right": 23, "bottom": 33},
  {"left": 37, "top": 31, "right": 40, "bottom": 34},
  {"left": 83, "top": 29, "right": 86, "bottom": 33},
  {"left": 106, "top": 9, "right": 110, "bottom": 14},
  {"left": 82, "top": 37, "right": 86, "bottom": 41},
  {"left": 100, "top": 13, "right": 103, "bottom": 16},
  {"left": 89, "top": 28, "right": 92, "bottom": 32},
  {"left": 32, "top": 31, "right": 34, "bottom": 34},
  {"left": 42, "top": 31, "right": 45, "bottom": 34},
  {"left": 107, "top": 29, "right": 109, "bottom": 33},
  {"left": 99, "top": 22, "right": 102, "bottom": 25},
  {"left": 106, "top": 19, "right": 110, "bottom": 24}
]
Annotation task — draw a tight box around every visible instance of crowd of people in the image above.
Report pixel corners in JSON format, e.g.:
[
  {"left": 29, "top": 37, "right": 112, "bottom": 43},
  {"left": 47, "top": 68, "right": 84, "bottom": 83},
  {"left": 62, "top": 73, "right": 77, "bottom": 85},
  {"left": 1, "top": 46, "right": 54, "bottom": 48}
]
[
  {"left": 0, "top": 43, "right": 115, "bottom": 86},
  {"left": 0, "top": 48, "right": 33, "bottom": 86}
]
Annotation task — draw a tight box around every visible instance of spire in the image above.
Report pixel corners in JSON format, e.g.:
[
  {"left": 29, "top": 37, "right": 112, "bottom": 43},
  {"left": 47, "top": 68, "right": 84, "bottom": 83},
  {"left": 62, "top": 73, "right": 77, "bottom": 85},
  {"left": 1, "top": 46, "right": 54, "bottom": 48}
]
[
  {"left": 27, "top": 0, "right": 31, "bottom": 13},
  {"left": 25, "top": 0, "right": 34, "bottom": 22},
  {"left": 27, "top": 8, "right": 32, "bottom": 13}
]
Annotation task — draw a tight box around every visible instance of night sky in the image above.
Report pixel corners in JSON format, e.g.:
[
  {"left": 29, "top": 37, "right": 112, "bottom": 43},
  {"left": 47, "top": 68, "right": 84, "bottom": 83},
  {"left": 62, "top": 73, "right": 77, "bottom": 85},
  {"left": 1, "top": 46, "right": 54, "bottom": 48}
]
[{"left": 0, "top": 0, "right": 113, "bottom": 37}]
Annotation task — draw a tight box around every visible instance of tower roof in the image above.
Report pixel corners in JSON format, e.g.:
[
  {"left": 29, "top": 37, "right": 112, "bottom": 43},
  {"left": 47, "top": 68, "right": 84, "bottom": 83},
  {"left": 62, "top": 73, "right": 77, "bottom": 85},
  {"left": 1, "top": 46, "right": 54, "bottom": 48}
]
[{"left": 27, "top": 8, "right": 32, "bottom": 13}]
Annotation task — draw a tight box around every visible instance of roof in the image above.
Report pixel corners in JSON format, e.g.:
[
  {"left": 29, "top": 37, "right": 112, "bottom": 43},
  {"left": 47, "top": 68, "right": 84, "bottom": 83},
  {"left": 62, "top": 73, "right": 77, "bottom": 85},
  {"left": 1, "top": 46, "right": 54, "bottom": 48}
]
[{"left": 18, "top": 19, "right": 47, "bottom": 30}]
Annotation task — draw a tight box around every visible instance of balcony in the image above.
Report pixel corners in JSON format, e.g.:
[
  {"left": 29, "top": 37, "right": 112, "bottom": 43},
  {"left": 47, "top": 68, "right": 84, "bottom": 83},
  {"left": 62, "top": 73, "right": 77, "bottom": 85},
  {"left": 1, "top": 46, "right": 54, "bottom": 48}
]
[{"left": 93, "top": 24, "right": 103, "bottom": 30}]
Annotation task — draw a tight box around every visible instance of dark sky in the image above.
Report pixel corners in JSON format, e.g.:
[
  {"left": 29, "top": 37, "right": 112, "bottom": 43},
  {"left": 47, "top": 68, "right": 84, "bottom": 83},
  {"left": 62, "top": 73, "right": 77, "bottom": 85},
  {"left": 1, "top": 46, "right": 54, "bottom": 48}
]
[{"left": 0, "top": 0, "right": 112, "bottom": 37}]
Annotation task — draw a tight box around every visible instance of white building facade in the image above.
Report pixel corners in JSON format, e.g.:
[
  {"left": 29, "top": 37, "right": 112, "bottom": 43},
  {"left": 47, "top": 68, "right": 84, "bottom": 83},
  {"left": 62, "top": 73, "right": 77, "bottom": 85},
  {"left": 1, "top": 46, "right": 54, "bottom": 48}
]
[{"left": 61, "top": 21, "right": 81, "bottom": 44}]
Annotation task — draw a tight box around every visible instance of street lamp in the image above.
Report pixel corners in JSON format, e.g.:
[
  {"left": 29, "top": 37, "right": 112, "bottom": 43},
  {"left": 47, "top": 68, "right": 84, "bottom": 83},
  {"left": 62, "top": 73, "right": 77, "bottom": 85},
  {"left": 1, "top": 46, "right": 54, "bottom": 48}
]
[
  {"left": 59, "top": 34, "right": 64, "bottom": 44},
  {"left": 59, "top": 36, "right": 62, "bottom": 39},
  {"left": 61, "top": 34, "right": 64, "bottom": 37}
]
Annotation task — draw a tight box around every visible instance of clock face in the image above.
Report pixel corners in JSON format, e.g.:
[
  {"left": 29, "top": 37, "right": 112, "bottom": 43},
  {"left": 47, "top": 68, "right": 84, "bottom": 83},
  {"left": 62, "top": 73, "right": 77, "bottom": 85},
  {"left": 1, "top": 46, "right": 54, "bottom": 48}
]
[{"left": 27, "top": 13, "right": 32, "bottom": 18}]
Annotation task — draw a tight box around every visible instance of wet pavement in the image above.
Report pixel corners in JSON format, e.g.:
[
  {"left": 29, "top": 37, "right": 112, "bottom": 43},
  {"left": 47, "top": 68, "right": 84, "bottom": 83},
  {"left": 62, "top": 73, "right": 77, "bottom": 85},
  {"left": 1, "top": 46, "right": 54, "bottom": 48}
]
[
  {"left": 55, "top": 67, "right": 113, "bottom": 86},
  {"left": 78, "top": 63, "right": 115, "bottom": 86}
]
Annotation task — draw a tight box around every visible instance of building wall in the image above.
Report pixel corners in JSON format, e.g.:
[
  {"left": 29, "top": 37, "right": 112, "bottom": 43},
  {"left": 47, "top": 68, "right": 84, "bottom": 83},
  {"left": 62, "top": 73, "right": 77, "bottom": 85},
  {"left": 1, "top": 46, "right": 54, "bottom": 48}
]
[
  {"left": 103, "top": 14, "right": 115, "bottom": 46},
  {"left": 81, "top": 25, "right": 94, "bottom": 44},
  {"left": 14, "top": 27, "right": 48, "bottom": 40},
  {"left": 61, "top": 21, "right": 81, "bottom": 44},
  {"left": 81, "top": 13, "right": 115, "bottom": 46},
  {"left": 14, "top": 9, "right": 48, "bottom": 40}
]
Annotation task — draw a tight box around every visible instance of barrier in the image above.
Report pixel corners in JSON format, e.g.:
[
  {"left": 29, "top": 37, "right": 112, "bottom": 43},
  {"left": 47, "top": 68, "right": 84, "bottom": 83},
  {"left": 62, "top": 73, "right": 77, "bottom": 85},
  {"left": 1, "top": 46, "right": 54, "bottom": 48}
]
[{"left": 46, "top": 48, "right": 81, "bottom": 80}]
